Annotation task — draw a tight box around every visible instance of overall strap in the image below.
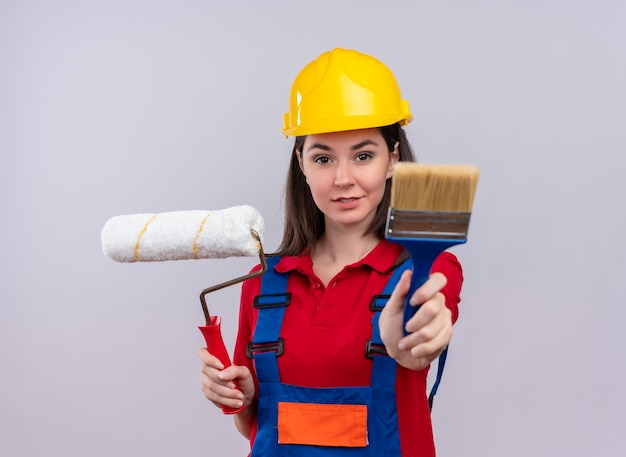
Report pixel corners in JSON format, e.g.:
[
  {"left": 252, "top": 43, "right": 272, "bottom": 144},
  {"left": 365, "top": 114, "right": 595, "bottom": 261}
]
[
  {"left": 371, "top": 259, "right": 449, "bottom": 411},
  {"left": 369, "top": 259, "right": 413, "bottom": 388},
  {"left": 362, "top": 260, "right": 412, "bottom": 457},
  {"left": 249, "top": 256, "right": 289, "bottom": 383}
]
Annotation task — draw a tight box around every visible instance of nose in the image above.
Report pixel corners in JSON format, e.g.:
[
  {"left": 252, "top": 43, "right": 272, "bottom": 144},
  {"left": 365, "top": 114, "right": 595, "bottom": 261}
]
[{"left": 334, "top": 161, "right": 355, "bottom": 187}]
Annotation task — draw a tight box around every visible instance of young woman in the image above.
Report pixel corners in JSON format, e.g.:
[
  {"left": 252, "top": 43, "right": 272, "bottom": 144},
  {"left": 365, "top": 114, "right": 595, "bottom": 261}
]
[{"left": 198, "top": 48, "right": 463, "bottom": 456}]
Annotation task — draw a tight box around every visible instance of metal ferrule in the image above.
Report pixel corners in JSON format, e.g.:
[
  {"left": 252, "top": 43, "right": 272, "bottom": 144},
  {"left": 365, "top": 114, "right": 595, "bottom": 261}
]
[{"left": 386, "top": 208, "right": 471, "bottom": 240}]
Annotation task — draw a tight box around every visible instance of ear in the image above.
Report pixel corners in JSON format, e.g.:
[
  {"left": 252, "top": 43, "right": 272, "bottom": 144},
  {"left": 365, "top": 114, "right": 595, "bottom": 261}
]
[
  {"left": 296, "top": 149, "right": 305, "bottom": 174},
  {"left": 386, "top": 142, "right": 400, "bottom": 179}
]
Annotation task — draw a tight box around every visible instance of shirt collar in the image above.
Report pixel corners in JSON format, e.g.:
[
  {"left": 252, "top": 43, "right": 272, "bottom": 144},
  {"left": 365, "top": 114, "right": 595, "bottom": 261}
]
[{"left": 273, "top": 239, "right": 403, "bottom": 275}]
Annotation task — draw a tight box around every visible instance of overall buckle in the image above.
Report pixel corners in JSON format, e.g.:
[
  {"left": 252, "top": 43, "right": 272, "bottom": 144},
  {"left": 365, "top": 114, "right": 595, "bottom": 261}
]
[
  {"left": 365, "top": 340, "right": 388, "bottom": 359},
  {"left": 247, "top": 338, "right": 285, "bottom": 358},
  {"left": 254, "top": 293, "right": 291, "bottom": 309},
  {"left": 369, "top": 294, "right": 390, "bottom": 311}
]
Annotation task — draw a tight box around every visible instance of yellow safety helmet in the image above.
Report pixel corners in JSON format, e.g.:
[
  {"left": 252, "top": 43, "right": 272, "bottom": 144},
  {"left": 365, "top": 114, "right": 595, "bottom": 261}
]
[{"left": 282, "top": 48, "right": 412, "bottom": 137}]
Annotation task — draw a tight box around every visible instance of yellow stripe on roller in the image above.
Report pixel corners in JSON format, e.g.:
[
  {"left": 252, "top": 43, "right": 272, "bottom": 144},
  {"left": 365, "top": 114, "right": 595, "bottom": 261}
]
[
  {"left": 193, "top": 212, "right": 211, "bottom": 259},
  {"left": 134, "top": 214, "right": 157, "bottom": 261}
]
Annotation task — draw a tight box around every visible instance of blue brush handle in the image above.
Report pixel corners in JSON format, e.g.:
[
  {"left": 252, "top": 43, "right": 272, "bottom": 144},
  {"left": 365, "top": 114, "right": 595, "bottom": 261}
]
[{"left": 388, "top": 238, "right": 465, "bottom": 335}]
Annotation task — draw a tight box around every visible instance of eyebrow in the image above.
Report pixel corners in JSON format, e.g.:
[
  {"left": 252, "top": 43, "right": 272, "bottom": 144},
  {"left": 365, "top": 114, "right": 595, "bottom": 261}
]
[
  {"left": 350, "top": 140, "right": 379, "bottom": 150},
  {"left": 305, "top": 139, "right": 379, "bottom": 152},
  {"left": 306, "top": 142, "right": 332, "bottom": 152}
]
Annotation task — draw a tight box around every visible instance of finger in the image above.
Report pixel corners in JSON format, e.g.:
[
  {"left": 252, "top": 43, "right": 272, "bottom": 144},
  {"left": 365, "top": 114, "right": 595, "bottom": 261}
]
[
  {"left": 404, "top": 293, "right": 447, "bottom": 333},
  {"left": 409, "top": 272, "right": 447, "bottom": 306},
  {"left": 201, "top": 378, "right": 244, "bottom": 409},
  {"left": 406, "top": 319, "right": 453, "bottom": 359},
  {"left": 198, "top": 349, "right": 237, "bottom": 390},
  {"left": 200, "top": 364, "right": 236, "bottom": 390},
  {"left": 402, "top": 302, "right": 451, "bottom": 345},
  {"left": 200, "top": 367, "right": 244, "bottom": 405},
  {"left": 197, "top": 347, "right": 225, "bottom": 370},
  {"left": 201, "top": 373, "right": 238, "bottom": 396},
  {"left": 409, "top": 327, "right": 452, "bottom": 360},
  {"left": 216, "top": 365, "right": 245, "bottom": 383}
]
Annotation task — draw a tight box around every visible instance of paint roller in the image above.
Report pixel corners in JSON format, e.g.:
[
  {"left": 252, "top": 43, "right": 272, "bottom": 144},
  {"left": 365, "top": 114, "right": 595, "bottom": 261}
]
[{"left": 101, "top": 204, "right": 267, "bottom": 414}]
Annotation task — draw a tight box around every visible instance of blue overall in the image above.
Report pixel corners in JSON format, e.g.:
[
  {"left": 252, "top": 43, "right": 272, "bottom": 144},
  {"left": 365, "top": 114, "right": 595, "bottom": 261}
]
[{"left": 248, "top": 257, "right": 447, "bottom": 456}]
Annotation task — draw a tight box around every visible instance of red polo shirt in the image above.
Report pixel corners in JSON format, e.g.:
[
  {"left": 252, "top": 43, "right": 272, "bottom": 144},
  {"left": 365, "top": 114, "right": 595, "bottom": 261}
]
[{"left": 233, "top": 239, "right": 463, "bottom": 456}]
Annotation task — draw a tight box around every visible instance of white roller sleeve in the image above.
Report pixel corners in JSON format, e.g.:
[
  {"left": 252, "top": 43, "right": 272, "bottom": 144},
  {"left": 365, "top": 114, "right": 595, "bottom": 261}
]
[{"left": 101, "top": 205, "right": 264, "bottom": 262}]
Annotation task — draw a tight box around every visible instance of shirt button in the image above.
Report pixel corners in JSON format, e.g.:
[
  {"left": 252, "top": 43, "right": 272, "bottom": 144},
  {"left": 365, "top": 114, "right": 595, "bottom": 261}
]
[{"left": 313, "top": 283, "right": 321, "bottom": 290}]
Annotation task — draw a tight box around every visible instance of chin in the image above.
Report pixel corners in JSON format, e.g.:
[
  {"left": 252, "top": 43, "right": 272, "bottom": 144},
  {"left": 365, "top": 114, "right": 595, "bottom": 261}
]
[{"left": 328, "top": 212, "right": 373, "bottom": 228}]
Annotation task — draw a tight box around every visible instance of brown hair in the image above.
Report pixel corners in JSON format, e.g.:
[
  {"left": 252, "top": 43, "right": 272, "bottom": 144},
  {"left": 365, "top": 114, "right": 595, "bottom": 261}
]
[{"left": 272, "top": 123, "right": 416, "bottom": 258}]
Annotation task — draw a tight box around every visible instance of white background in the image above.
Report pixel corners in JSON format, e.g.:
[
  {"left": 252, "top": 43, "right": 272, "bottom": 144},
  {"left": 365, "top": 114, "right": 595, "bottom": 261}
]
[{"left": 2, "top": 1, "right": 625, "bottom": 456}]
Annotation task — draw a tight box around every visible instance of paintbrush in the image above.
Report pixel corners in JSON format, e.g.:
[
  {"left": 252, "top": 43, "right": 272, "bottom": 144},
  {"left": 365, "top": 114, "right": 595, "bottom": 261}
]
[{"left": 386, "top": 163, "right": 480, "bottom": 332}]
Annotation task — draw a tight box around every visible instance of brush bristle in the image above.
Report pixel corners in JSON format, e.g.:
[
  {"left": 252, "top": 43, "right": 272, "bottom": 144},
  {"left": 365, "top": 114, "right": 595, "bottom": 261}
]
[{"left": 390, "top": 163, "right": 480, "bottom": 212}]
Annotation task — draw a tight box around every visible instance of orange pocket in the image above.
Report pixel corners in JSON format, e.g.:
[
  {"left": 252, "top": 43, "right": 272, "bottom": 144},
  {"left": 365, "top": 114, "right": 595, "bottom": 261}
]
[{"left": 277, "top": 402, "right": 368, "bottom": 447}]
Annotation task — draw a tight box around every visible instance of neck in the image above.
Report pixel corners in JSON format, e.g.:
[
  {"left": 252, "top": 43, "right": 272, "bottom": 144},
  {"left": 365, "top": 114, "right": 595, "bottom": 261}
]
[{"left": 310, "top": 223, "right": 381, "bottom": 285}]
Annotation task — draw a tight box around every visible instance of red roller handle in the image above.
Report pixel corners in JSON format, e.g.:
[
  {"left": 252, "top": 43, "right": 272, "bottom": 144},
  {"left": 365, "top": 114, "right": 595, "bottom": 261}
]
[{"left": 198, "top": 316, "right": 244, "bottom": 414}]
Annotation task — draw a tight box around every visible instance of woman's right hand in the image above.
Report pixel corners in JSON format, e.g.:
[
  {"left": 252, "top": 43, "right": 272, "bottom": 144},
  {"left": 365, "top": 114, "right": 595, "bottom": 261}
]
[{"left": 197, "top": 348, "right": 256, "bottom": 412}]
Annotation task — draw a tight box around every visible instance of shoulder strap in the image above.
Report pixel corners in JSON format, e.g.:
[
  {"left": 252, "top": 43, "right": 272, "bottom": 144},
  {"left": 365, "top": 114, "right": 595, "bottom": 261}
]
[
  {"left": 429, "top": 346, "right": 448, "bottom": 410},
  {"left": 249, "top": 256, "right": 289, "bottom": 382},
  {"left": 370, "top": 260, "right": 413, "bottom": 388},
  {"left": 377, "top": 259, "right": 449, "bottom": 411}
]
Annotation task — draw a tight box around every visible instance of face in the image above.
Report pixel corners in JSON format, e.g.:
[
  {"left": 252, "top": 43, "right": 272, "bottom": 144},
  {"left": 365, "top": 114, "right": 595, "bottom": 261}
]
[{"left": 298, "top": 128, "right": 399, "bottom": 232}]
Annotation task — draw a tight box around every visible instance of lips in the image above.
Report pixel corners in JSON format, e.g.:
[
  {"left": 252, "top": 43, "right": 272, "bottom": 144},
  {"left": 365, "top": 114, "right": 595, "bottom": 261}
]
[{"left": 332, "top": 196, "right": 363, "bottom": 210}]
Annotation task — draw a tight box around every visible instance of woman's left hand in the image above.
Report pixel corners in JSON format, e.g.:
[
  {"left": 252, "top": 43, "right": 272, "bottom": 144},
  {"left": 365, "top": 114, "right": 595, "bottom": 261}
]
[{"left": 379, "top": 270, "right": 452, "bottom": 371}]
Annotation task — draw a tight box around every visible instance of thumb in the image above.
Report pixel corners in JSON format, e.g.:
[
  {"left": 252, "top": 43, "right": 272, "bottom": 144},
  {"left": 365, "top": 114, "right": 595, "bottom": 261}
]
[
  {"left": 379, "top": 269, "right": 413, "bottom": 353},
  {"left": 386, "top": 270, "right": 412, "bottom": 312}
]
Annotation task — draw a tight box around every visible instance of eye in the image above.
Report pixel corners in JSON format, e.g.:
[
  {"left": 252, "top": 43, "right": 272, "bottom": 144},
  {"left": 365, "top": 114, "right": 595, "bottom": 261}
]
[
  {"left": 355, "top": 152, "right": 373, "bottom": 162},
  {"left": 314, "top": 155, "right": 332, "bottom": 164}
]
